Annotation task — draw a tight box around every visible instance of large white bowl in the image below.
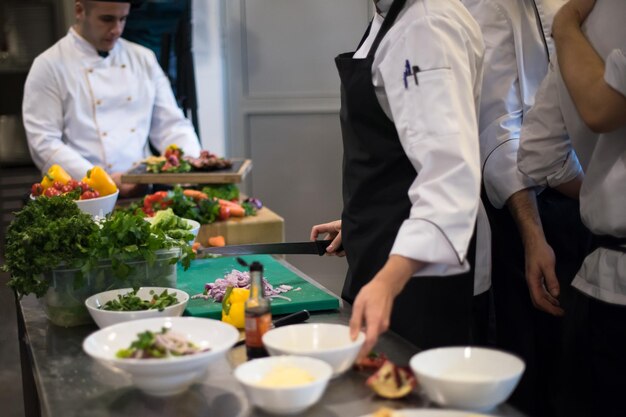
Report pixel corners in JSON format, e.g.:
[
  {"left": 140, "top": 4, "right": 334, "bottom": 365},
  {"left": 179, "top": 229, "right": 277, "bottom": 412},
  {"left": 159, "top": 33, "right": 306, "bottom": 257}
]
[
  {"left": 85, "top": 287, "right": 189, "bottom": 328},
  {"left": 409, "top": 347, "right": 525, "bottom": 411},
  {"left": 262, "top": 323, "right": 365, "bottom": 377},
  {"left": 234, "top": 355, "right": 333, "bottom": 415},
  {"left": 75, "top": 189, "right": 119, "bottom": 217},
  {"left": 83, "top": 316, "right": 239, "bottom": 396}
]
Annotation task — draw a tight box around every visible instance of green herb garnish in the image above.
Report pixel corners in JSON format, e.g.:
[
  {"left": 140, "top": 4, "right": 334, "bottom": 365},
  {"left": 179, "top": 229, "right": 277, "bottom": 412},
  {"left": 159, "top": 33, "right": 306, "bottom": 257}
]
[{"left": 102, "top": 289, "right": 180, "bottom": 312}]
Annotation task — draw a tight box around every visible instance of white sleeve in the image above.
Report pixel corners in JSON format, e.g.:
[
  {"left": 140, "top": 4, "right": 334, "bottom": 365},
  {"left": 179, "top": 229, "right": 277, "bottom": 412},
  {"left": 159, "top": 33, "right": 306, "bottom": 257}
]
[
  {"left": 146, "top": 53, "right": 202, "bottom": 157},
  {"left": 517, "top": 63, "right": 582, "bottom": 187},
  {"left": 378, "top": 16, "right": 481, "bottom": 276},
  {"left": 604, "top": 48, "right": 626, "bottom": 97},
  {"left": 22, "top": 56, "right": 93, "bottom": 178},
  {"left": 467, "top": 0, "right": 536, "bottom": 208}
]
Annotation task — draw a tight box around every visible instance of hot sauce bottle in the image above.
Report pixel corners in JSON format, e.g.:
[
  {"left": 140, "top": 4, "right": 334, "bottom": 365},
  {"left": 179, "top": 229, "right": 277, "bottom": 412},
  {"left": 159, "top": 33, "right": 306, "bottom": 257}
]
[{"left": 244, "top": 261, "right": 271, "bottom": 359}]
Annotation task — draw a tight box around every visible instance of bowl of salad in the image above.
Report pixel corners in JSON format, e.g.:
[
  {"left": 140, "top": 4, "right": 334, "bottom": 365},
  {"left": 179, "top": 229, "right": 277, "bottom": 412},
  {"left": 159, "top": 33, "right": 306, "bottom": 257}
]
[
  {"left": 85, "top": 287, "right": 189, "bottom": 328},
  {"left": 83, "top": 316, "right": 239, "bottom": 396}
]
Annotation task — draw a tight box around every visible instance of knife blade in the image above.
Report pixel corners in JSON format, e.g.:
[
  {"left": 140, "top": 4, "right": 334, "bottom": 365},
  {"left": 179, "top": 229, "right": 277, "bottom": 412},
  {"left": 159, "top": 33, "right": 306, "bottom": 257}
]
[{"left": 196, "top": 240, "right": 334, "bottom": 257}]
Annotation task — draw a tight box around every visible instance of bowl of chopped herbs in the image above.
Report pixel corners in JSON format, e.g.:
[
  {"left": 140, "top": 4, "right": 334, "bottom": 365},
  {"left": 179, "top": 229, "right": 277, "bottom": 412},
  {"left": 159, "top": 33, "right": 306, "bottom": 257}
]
[{"left": 85, "top": 287, "right": 189, "bottom": 328}]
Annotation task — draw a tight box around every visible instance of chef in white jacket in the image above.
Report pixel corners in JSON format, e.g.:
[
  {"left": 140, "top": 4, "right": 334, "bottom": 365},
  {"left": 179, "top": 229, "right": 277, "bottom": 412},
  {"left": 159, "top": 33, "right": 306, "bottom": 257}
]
[
  {"left": 22, "top": 0, "right": 201, "bottom": 196},
  {"left": 518, "top": 0, "right": 626, "bottom": 415},
  {"left": 311, "top": 0, "right": 489, "bottom": 358},
  {"left": 462, "top": 1, "right": 593, "bottom": 416}
]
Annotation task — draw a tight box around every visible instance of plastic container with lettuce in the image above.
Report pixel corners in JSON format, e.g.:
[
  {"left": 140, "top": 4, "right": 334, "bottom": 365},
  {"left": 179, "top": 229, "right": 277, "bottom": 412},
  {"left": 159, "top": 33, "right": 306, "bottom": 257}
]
[{"left": 2, "top": 196, "right": 195, "bottom": 327}]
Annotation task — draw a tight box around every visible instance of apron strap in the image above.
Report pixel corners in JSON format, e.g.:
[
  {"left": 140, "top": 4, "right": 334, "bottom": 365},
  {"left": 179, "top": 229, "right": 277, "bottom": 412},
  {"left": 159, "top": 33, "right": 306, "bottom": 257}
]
[
  {"left": 367, "top": 0, "right": 408, "bottom": 58},
  {"left": 592, "top": 234, "right": 626, "bottom": 254}
]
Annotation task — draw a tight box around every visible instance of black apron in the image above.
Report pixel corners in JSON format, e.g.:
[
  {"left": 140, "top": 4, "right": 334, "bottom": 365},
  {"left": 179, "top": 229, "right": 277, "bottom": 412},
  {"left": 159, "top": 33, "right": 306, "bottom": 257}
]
[{"left": 335, "top": 0, "right": 475, "bottom": 350}]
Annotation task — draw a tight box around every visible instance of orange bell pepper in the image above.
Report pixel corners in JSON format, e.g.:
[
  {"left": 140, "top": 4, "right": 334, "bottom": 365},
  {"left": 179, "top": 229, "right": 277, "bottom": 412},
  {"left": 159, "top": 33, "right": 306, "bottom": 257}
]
[
  {"left": 40, "top": 164, "right": 72, "bottom": 190},
  {"left": 83, "top": 166, "right": 118, "bottom": 196}
]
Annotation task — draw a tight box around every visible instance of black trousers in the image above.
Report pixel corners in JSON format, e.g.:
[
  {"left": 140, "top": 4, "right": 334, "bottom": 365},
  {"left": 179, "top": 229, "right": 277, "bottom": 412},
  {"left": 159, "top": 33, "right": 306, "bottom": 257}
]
[{"left": 485, "top": 189, "right": 592, "bottom": 417}]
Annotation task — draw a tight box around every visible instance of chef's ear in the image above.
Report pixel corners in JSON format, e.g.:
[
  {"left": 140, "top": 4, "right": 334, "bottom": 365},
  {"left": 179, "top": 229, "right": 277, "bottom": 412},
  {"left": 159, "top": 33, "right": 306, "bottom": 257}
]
[{"left": 75, "top": 0, "right": 87, "bottom": 20}]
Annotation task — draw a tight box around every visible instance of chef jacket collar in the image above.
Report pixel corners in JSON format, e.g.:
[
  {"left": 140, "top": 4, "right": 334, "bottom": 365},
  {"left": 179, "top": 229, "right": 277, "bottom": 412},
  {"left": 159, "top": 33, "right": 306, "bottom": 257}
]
[
  {"left": 375, "top": 0, "right": 394, "bottom": 16},
  {"left": 68, "top": 26, "right": 119, "bottom": 62}
]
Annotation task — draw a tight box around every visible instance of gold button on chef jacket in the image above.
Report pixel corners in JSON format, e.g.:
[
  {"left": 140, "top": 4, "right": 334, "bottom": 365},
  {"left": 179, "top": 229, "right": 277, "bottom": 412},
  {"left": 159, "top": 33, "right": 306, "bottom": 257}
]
[{"left": 23, "top": 27, "right": 201, "bottom": 179}]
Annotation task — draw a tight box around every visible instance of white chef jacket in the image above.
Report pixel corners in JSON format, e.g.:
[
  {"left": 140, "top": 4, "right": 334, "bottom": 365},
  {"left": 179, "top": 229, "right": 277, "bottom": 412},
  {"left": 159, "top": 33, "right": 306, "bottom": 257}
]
[
  {"left": 463, "top": 0, "right": 566, "bottom": 208},
  {"left": 357, "top": 0, "right": 489, "bottom": 294},
  {"left": 517, "top": 2, "right": 626, "bottom": 305},
  {"left": 23, "top": 28, "right": 201, "bottom": 180}
]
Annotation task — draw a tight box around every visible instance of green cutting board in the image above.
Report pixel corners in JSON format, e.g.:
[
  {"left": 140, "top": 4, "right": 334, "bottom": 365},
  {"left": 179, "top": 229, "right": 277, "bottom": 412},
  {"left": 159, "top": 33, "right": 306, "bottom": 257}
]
[{"left": 177, "top": 255, "right": 340, "bottom": 319}]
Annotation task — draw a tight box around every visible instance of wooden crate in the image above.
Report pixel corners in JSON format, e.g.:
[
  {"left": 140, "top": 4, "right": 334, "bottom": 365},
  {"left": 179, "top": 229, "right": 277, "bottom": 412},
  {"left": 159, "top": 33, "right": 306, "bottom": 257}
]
[{"left": 196, "top": 206, "right": 284, "bottom": 246}]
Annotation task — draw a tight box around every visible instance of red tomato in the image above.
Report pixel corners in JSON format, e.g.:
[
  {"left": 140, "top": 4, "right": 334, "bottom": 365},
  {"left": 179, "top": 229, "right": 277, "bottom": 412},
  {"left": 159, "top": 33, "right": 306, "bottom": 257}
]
[
  {"left": 67, "top": 179, "right": 79, "bottom": 189},
  {"left": 44, "top": 187, "right": 61, "bottom": 197},
  {"left": 61, "top": 184, "right": 74, "bottom": 194},
  {"left": 219, "top": 205, "right": 231, "bottom": 221},
  {"left": 53, "top": 181, "right": 65, "bottom": 190},
  {"left": 80, "top": 190, "right": 97, "bottom": 200},
  {"left": 76, "top": 181, "right": 89, "bottom": 192},
  {"left": 31, "top": 183, "right": 44, "bottom": 197}
]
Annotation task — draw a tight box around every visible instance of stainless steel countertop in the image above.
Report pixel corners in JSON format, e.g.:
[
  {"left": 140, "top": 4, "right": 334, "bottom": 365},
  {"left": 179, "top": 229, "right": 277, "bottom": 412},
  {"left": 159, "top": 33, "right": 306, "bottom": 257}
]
[{"left": 18, "top": 268, "right": 528, "bottom": 417}]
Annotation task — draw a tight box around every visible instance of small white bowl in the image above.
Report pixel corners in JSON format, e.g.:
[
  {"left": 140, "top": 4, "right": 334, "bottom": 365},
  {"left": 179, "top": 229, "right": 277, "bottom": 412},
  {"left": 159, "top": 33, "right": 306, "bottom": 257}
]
[
  {"left": 85, "top": 287, "right": 189, "bottom": 328},
  {"left": 234, "top": 355, "right": 332, "bottom": 415},
  {"left": 75, "top": 189, "right": 119, "bottom": 217},
  {"left": 409, "top": 347, "right": 525, "bottom": 411},
  {"left": 83, "top": 317, "right": 239, "bottom": 396},
  {"left": 262, "top": 323, "right": 365, "bottom": 377}
]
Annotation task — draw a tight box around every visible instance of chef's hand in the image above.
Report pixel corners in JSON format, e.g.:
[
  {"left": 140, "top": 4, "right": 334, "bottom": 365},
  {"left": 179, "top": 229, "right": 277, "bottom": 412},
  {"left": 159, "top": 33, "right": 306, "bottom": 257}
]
[
  {"left": 524, "top": 237, "right": 564, "bottom": 316},
  {"left": 310, "top": 220, "right": 345, "bottom": 256},
  {"left": 110, "top": 172, "right": 147, "bottom": 198},
  {"left": 350, "top": 255, "right": 423, "bottom": 359}
]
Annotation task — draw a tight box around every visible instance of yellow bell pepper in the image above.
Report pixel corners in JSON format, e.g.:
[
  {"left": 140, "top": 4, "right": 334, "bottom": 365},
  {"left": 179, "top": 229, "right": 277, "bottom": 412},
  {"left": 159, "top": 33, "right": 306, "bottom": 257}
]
[
  {"left": 221, "top": 287, "right": 250, "bottom": 329},
  {"left": 40, "top": 164, "right": 72, "bottom": 190},
  {"left": 83, "top": 166, "right": 118, "bottom": 196}
]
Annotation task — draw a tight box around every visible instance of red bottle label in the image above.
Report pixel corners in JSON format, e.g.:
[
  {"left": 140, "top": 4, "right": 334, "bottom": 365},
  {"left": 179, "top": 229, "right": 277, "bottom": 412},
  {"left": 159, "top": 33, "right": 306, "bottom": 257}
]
[{"left": 245, "top": 313, "right": 271, "bottom": 347}]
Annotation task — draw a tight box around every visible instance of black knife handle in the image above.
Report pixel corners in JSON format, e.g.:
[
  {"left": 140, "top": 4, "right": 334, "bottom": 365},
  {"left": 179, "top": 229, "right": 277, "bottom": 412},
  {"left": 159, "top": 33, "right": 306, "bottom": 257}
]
[
  {"left": 273, "top": 310, "right": 310, "bottom": 327},
  {"left": 314, "top": 240, "right": 344, "bottom": 256}
]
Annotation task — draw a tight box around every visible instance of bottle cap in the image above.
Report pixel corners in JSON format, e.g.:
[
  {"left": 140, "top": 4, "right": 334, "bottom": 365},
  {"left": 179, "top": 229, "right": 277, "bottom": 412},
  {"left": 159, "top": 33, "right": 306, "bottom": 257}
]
[{"left": 250, "top": 261, "right": 263, "bottom": 272}]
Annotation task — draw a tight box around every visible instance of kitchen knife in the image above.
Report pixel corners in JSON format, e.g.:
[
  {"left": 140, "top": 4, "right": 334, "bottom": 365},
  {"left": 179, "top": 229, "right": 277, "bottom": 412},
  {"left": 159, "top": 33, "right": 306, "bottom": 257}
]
[{"left": 197, "top": 239, "right": 336, "bottom": 257}]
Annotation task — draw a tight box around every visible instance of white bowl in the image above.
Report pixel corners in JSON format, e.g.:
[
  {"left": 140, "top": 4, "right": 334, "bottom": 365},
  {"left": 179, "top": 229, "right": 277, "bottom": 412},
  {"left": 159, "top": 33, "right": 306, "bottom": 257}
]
[
  {"left": 262, "top": 323, "right": 365, "bottom": 377},
  {"left": 409, "top": 347, "right": 525, "bottom": 411},
  {"left": 85, "top": 287, "right": 189, "bottom": 328},
  {"left": 83, "top": 316, "right": 239, "bottom": 396},
  {"left": 75, "top": 190, "right": 119, "bottom": 217},
  {"left": 30, "top": 189, "right": 119, "bottom": 217},
  {"left": 234, "top": 355, "right": 333, "bottom": 415}
]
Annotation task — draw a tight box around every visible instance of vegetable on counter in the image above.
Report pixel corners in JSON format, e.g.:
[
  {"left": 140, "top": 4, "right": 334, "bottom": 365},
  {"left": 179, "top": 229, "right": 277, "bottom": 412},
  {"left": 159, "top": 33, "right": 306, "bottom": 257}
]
[
  {"left": 2, "top": 196, "right": 99, "bottom": 297},
  {"left": 365, "top": 360, "right": 417, "bottom": 399},
  {"left": 123, "top": 185, "right": 258, "bottom": 223},
  {"left": 101, "top": 288, "right": 180, "bottom": 312},
  {"left": 40, "top": 164, "right": 72, "bottom": 190},
  {"left": 221, "top": 287, "right": 249, "bottom": 329},
  {"left": 3, "top": 198, "right": 194, "bottom": 299},
  {"left": 82, "top": 166, "right": 118, "bottom": 196}
]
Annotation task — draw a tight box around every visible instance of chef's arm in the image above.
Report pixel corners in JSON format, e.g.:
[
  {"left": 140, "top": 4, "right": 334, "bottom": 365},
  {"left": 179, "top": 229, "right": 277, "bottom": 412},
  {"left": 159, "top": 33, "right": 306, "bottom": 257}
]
[
  {"left": 552, "top": 0, "right": 626, "bottom": 133},
  {"left": 350, "top": 255, "right": 425, "bottom": 358},
  {"left": 23, "top": 58, "right": 92, "bottom": 179},
  {"left": 507, "top": 188, "right": 563, "bottom": 316},
  {"left": 464, "top": 0, "right": 537, "bottom": 209},
  {"left": 552, "top": 173, "right": 583, "bottom": 200}
]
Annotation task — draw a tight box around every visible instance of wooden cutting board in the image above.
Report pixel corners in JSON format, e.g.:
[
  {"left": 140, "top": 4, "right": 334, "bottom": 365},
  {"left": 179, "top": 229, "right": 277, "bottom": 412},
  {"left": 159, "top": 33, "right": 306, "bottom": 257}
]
[
  {"left": 177, "top": 255, "right": 340, "bottom": 319},
  {"left": 121, "top": 158, "right": 252, "bottom": 184}
]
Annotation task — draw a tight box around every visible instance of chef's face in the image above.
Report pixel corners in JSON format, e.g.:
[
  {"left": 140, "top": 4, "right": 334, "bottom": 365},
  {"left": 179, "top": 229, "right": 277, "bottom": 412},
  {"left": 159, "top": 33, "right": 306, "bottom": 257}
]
[{"left": 75, "top": 1, "right": 130, "bottom": 51}]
